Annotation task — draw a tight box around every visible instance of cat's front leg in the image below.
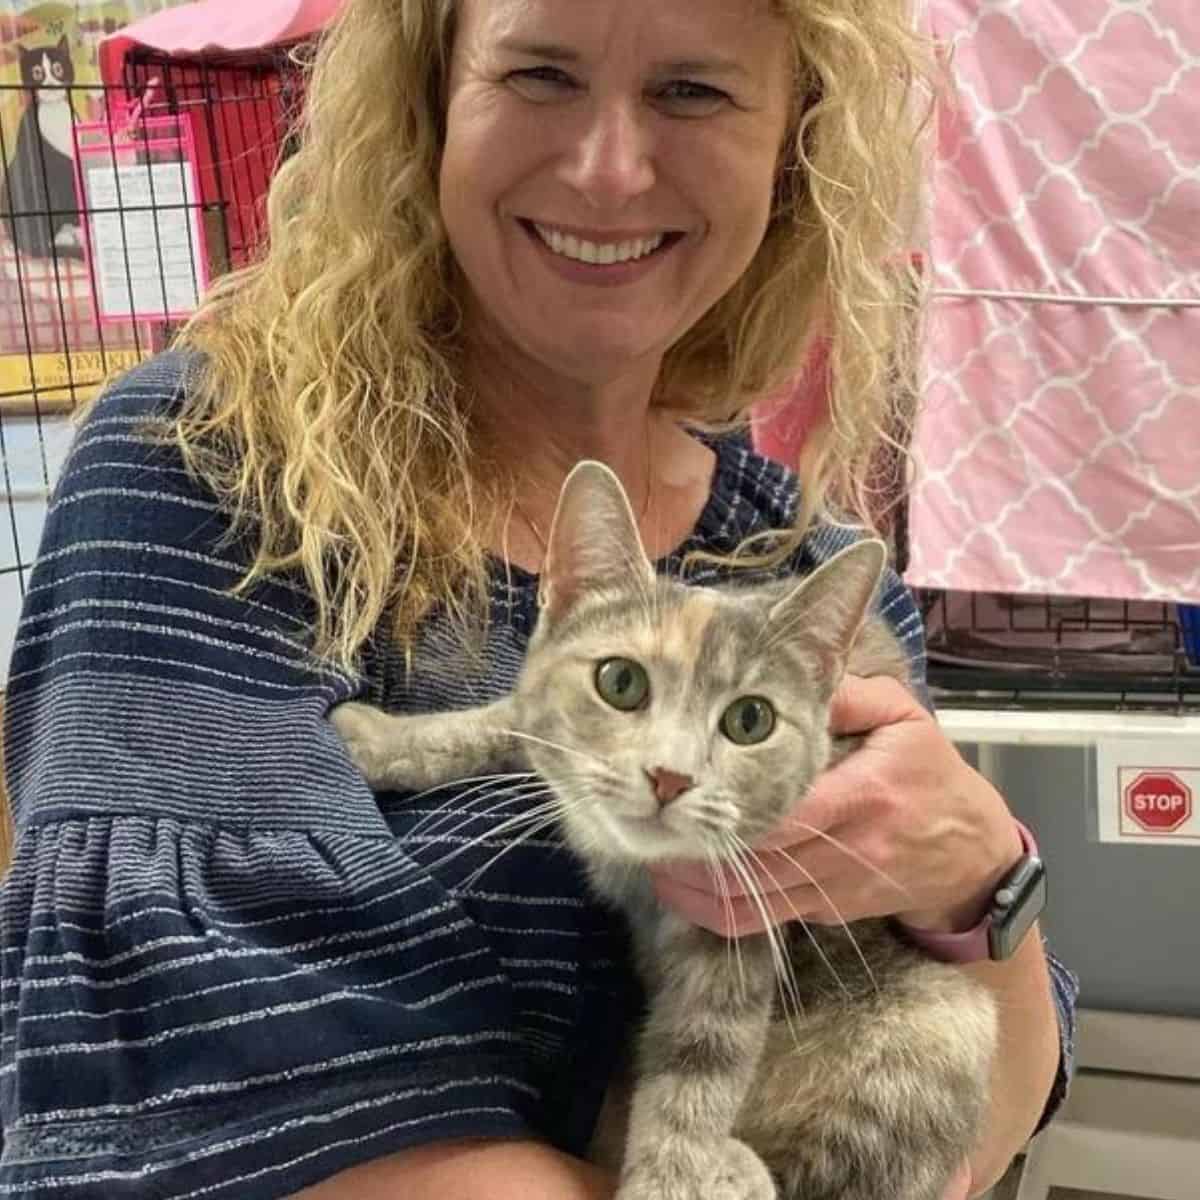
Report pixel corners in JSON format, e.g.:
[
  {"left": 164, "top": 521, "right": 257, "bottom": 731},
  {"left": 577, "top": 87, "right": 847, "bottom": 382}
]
[
  {"left": 617, "top": 914, "right": 778, "bottom": 1200},
  {"left": 331, "top": 698, "right": 520, "bottom": 791}
]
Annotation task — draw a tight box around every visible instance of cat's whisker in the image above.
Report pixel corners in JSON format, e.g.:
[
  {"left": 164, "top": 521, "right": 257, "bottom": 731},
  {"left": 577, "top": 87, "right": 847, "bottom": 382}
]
[
  {"left": 417, "top": 797, "right": 563, "bottom": 880},
  {"left": 721, "top": 838, "right": 800, "bottom": 1018},
  {"left": 765, "top": 843, "right": 879, "bottom": 995},
  {"left": 502, "top": 729, "right": 615, "bottom": 772},
  {"left": 649, "top": 575, "right": 663, "bottom": 661},
  {"left": 785, "top": 819, "right": 913, "bottom": 905},
  {"left": 757, "top": 597, "right": 843, "bottom": 655},
  {"left": 739, "top": 840, "right": 873, "bottom": 998},
  {"left": 611, "top": 540, "right": 657, "bottom": 656},
  {"left": 752, "top": 593, "right": 797, "bottom": 652},
  {"left": 413, "top": 792, "right": 556, "bottom": 858},
  {"left": 414, "top": 779, "right": 560, "bottom": 849},
  {"left": 456, "top": 810, "right": 569, "bottom": 891},
  {"left": 689, "top": 801, "right": 738, "bottom": 831},
  {"left": 735, "top": 836, "right": 855, "bottom": 1000},
  {"left": 405, "top": 772, "right": 542, "bottom": 838},
  {"left": 444, "top": 782, "right": 609, "bottom": 878},
  {"left": 400, "top": 769, "right": 537, "bottom": 809},
  {"left": 706, "top": 848, "right": 746, "bottom": 997},
  {"left": 405, "top": 774, "right": 551, "bottom": 841},
  {"left": 722, "top": 842, "right": 809, "bottom": 1049},
  {"left": 758, "top": 620, "right": 811, "bottom": 657},
  {"left": 415, "top": 788, "right": 559, "bottom": 848},
  {"left": 397, "top": 782, "right": 513, "bottom": 841}
]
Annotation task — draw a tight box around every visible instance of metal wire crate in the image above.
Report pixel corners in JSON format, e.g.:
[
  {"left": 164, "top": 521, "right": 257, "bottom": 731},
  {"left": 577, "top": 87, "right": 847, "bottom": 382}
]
[
  {"left": 0, "top": 48, "right": 300, "bottom": 414},
  {"left": 116, "top": 46, "right": 304, "bottom": 281},
  {"left": 919, "top": 588, "right": 1200, "bottom": 713},
  {"left": 0, "top": 48, "right": 300, "bottom": 663}
]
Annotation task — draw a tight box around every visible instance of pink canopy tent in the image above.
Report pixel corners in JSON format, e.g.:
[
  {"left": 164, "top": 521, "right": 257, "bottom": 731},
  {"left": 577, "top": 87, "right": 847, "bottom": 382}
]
[
  {"left": 99, "top": 0, "right": 343, "bottom": 84},
  {"left": 95, "top": 0, "right": 345, "bottom": 274}
]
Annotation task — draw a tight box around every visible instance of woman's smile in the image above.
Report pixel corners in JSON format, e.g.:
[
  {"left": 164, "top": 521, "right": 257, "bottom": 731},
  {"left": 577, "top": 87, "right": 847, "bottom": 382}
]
[{"left": 519, "top": 217, "right": 687, "bottom": 287}]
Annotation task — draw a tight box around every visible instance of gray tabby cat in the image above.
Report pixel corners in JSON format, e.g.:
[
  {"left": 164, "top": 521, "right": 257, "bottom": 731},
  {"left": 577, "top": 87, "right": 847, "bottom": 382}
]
[{"left": 331, "top": 461, "right": 997, "bottom": 1200}]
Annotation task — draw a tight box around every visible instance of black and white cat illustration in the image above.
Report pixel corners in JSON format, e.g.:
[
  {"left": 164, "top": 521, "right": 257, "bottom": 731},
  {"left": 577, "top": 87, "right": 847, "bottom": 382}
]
[{"left": 1, "top": 36, "right": 84, "bottom": 262}]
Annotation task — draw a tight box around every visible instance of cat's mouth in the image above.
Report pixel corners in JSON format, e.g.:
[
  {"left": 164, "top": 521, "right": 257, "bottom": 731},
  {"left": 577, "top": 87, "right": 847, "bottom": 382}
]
[{"left": 595, "top": 809, "right": 714, "bottom": 863}]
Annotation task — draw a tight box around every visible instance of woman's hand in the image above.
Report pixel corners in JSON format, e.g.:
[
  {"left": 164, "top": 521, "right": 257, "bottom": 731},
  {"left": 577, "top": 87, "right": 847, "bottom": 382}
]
[{"left": 651, "top": 674, "right": 1024, "bottom": 938}]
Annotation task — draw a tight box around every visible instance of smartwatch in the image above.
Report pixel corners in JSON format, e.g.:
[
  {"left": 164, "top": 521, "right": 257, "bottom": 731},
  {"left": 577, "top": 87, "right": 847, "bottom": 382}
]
[{"left": 897, "top": 821, "right": 1046, "bottom": 963}]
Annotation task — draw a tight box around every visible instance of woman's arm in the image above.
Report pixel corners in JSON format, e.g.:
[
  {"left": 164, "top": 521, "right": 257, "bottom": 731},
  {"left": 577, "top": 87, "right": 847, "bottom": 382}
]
[
  {"left": 959, "top": 928, "right": 1061, "bottom": 1195},
  {"left": 0, "top": 356, "right": 559, "bottom": 1197},
  {"left": 294, "top": 1139, "right": 616, "bottom": 1200}
]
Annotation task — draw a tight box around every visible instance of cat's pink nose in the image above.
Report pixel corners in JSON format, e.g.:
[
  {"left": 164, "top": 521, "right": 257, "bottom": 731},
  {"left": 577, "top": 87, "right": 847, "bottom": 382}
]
[{"left": 645, "top": 767, "right": 695, "bottom": 807}]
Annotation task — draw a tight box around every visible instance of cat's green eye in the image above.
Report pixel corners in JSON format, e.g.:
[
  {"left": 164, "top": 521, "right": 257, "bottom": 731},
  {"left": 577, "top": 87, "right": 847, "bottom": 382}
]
[
  {"left": 720, "top": 696, "right": 775, "bottom": 745},
  {"left": 595, "top": 658, "right": 650, "bottom": 711}
]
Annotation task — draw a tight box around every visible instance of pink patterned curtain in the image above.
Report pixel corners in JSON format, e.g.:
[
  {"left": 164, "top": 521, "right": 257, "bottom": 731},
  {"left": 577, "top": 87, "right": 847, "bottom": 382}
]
[{"left": 905, "top": 0, "right": 1199, "bottom": 603}]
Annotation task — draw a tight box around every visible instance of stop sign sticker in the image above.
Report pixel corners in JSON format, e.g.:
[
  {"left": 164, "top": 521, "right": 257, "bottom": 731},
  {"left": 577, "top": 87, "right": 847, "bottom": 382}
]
[
  {"left": 1124, "top": 771, "right": 1193, "bottom": 833},
  {"left": 1098, "top": 743, "right": 1200, "bottom": 846}
]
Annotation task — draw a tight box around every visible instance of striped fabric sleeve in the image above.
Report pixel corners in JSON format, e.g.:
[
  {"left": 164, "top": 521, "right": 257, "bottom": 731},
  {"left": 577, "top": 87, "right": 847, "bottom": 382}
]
[
  {"left": 1037, "top": 943, "right": 1081, "bottom": 1134},
  {"left": 0, "top": 357, "right": 540, "bottom": 1199}
]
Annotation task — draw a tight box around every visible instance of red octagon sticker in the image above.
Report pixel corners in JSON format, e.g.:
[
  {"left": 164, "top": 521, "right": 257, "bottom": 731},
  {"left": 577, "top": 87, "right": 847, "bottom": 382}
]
[{"left": 1124, "top": 771, "right": 1193, "bottom": 833}]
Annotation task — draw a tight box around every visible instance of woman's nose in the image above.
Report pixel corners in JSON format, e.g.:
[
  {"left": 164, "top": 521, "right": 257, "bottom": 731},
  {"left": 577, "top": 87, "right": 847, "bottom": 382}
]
[{"left": 558, "top": 99, "right": 656, "bottom": 207}]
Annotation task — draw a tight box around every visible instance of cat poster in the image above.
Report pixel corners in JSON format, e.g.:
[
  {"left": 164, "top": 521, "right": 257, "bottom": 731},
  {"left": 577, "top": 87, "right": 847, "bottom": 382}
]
[
  {"left": 0, "top": 1, "right": 193, "bottom": 259},
  {"left": 0, "top": 1, "right": 193, "bottom": 409}
]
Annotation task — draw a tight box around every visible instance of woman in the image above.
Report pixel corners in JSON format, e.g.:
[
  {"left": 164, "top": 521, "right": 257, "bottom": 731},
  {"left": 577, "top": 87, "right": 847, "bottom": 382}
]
[{"left": 0, "top": 1, "right": 1076, "bottom": 1197}]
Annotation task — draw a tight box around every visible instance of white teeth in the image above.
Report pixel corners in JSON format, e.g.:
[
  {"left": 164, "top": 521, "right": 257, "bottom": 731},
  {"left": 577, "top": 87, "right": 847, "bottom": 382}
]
[{"left": 534, "top": 223, "right": 667, "bottom": 264}]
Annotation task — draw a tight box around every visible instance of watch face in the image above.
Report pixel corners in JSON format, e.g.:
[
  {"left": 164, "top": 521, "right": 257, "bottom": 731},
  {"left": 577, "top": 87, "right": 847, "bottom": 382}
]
[{"left": 988, "top": 857, "right": 1047, "bottom": 961}]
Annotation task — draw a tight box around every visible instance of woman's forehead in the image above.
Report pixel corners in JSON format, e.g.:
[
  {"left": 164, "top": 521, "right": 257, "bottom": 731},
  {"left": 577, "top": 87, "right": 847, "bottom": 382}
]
[{"left": 456, "top": 0, "right": 788, "bottom": 65}]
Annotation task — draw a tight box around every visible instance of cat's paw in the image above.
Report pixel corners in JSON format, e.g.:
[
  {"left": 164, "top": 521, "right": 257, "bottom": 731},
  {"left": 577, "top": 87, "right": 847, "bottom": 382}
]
[
  {"left": 329, "top": 701, "right": 392, "bottom": 785},
  {"left": 329, "top": 701, "right": 425, "bottom": 790},
  {"left": 617, "top": 1138, "right": 776, "bottom": 1200}
]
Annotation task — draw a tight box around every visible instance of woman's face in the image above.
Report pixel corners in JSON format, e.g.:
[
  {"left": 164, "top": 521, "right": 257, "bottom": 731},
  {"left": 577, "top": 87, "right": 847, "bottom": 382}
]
[{"left": 440, "top": 0, "right": 793, "bottom": 391}]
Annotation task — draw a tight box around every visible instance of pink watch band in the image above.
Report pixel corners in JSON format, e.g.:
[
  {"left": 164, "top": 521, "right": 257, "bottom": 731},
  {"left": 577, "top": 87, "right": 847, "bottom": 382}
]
[{"left": 895, "top": 821, "right": 1039, "bottom": 964}]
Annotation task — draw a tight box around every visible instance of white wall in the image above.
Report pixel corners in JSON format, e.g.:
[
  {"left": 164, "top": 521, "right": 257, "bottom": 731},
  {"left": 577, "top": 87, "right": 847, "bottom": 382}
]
[
  {"left": 0, "top": 414, "right": 74, "bottom": 671},
  {"left": 973, "top": 742, "right": 1198, "bottom": 1019}
]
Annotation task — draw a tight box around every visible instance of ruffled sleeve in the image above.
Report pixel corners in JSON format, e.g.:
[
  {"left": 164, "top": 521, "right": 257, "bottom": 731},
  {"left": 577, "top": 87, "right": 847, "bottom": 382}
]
[{"left": 0, "top": 355, "right": 544, "bottom": 1198}]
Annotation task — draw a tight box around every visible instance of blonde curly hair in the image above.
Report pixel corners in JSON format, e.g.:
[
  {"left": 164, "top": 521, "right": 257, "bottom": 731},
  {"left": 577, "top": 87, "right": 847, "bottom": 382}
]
[{"left": 174, "top": 0, "right": 932, "bottom": 669}]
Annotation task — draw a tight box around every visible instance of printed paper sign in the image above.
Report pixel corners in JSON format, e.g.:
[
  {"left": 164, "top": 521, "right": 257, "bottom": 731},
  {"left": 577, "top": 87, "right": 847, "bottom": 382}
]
[
  {"left": 73, "top": 112, "right": 210, "bottom": 324},
  {"left": 81, "top": 159, "right": 205, "bottom": 320},
  {"left": 1096, "top": 739, "right": 1200, "bottom": 846}
]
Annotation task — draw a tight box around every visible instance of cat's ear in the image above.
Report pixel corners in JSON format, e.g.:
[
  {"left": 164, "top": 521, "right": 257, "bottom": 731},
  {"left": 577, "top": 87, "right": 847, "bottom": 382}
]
[
  {"left": 538, "top": 460, "right": 655, "bottom": 622},
  {"left": 766, "top": 538, "right": 888, "bottom": 664},
  {"left": 58, "top": 36, "right": 70, "bottom": 52}
]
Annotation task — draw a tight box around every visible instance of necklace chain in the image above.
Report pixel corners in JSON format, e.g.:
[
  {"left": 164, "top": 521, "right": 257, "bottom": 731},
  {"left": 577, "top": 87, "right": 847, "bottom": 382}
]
[{"left": 512, "top": 440, "right": 654, "bottom": 555}]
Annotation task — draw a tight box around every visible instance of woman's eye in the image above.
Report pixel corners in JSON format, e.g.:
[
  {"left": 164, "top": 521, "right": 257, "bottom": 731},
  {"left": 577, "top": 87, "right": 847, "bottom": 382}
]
[
  {"left": 720, "top": 696, "right": 776, "bottom": 745},
  {"left": 595, "top": 657, "right": 650, "bottom": 712},
  {"left": 654, "top": 80, "right": 730, "bottom": 115},
  {"left": 506, "top": 67, "right": 578, "bottom": 101}
]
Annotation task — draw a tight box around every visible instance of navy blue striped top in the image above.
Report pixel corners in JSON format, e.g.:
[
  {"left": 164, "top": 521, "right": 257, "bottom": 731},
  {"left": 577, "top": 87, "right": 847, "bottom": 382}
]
[{"left": 0, "top": 352, "right": 1077, "bottom": 1198}]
